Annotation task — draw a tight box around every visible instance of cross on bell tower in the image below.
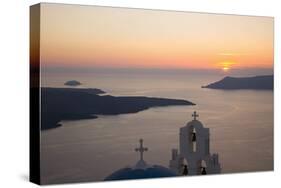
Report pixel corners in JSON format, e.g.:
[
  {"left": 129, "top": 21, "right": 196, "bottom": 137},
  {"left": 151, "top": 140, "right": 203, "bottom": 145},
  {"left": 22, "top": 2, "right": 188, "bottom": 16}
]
[
  {"left": 192, "top": 111, "right": 199, "bottom": 120},
  {"left": 135, "top": 139, "right": 148, "bottom": 161}
]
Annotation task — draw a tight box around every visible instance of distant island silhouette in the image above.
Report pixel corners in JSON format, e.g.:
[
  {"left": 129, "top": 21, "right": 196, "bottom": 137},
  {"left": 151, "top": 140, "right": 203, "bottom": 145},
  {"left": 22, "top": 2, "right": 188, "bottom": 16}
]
[
  {"left": 64, "top": 80, "right": 82, "bottom": 86},
  {"left": 41, "top": 87, "right": 195, "bottom": 130},
  {"left": 202, "top": 75, "right": 273, "bottom": 90}
]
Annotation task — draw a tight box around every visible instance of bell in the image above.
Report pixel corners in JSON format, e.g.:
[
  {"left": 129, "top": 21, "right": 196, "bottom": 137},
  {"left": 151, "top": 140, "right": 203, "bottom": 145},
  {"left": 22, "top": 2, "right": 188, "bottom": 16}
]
[
  {"left": 192, "top": 132, "right": 196, "bottom": 142},
  {"left": 182, "top": 165, "right": 188, "bottom": 175},
  {"left": 201, "top": 167, "right": 207, "bottom": 175}
]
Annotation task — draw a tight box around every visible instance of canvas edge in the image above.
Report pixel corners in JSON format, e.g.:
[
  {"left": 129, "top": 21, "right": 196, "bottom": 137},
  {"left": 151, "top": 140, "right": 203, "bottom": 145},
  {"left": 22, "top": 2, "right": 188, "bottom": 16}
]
[{"left": 29, "top": 3, "right": 41, "bottom": 185}]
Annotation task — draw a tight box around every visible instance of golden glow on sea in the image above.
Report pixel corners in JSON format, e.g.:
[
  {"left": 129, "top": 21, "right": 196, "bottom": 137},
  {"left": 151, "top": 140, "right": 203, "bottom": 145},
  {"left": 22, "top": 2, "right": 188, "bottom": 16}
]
[{"left": 39, "top": 3, "right": 274, "bottom": 70}]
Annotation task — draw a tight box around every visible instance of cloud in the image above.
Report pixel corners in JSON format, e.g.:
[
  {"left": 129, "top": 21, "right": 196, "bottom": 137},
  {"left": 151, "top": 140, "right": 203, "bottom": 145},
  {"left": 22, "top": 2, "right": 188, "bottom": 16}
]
[{"left": 217, "top": 52, "right": 251, "bottom": 56}]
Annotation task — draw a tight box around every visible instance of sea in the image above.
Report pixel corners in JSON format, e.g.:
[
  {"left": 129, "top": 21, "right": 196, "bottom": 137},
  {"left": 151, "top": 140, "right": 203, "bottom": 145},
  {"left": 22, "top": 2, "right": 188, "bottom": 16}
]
[{"left": 40, "top": 69, "right": 273, "bottom": 184}]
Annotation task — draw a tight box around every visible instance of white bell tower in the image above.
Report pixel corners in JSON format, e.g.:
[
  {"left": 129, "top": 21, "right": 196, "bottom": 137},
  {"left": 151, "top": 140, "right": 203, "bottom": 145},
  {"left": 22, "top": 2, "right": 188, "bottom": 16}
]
[{"left": 169, "top": 111, "right": 221, "bottom": 175}]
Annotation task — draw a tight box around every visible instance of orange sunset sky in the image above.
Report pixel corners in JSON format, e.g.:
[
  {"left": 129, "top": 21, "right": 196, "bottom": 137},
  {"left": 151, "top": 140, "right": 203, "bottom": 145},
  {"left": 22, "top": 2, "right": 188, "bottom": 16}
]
[{"left": 39, "top": 3, "right": 274, "bottom": 71}]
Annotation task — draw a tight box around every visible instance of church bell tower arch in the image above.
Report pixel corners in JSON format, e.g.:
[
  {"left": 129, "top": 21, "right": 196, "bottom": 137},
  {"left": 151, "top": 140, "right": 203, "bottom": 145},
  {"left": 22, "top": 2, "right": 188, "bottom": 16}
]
[{"left": 170, "top": 111, "right": 221, "bottom": 175}]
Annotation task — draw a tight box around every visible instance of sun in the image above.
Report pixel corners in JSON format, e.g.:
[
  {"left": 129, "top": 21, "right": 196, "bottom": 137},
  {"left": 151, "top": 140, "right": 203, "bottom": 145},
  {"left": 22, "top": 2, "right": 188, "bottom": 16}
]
[{"left": 218, "top": 61, "right": 236, "bottom": 72}]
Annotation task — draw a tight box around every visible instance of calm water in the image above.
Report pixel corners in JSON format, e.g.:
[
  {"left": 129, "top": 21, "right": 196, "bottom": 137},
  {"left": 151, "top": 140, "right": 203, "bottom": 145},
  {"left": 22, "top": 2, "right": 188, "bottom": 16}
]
[{"left": 40, "top": 71, "right": 273, "bottom": 184}]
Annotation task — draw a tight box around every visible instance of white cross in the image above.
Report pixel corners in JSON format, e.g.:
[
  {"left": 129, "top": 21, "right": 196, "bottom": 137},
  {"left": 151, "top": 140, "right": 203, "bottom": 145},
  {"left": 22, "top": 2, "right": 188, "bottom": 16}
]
[
  {"left": 192, "top": 111, "right": 199, "bottom": 120},
  {"left": 135, "top": 138, "right": 148, "bottom": 161}
]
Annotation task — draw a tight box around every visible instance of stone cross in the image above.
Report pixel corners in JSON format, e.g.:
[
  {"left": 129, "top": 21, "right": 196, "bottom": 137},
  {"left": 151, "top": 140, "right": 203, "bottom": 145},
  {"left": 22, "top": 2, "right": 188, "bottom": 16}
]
[
  {"left": 192, "top": 111, "right": 199, "bottom": 120},
  {"left": 135, "top": 138, "right": 148, "bottom": 161}
]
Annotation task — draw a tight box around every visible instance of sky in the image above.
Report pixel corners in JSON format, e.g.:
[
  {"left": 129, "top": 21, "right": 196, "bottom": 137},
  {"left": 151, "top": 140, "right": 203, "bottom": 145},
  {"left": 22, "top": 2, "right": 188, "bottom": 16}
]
[{"left": 40, "top": 3, "right": 274, "bottom": 71}]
